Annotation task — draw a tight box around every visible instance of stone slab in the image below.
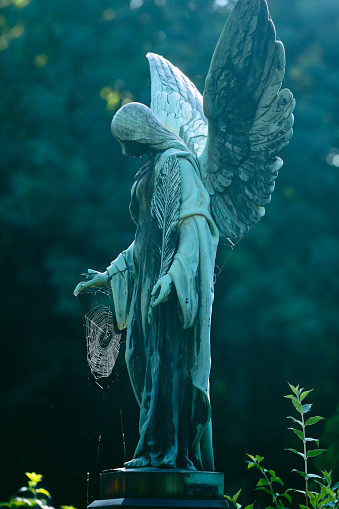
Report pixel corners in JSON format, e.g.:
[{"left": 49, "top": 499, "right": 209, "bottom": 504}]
[
  {"left": 89, "top": 497, "right": 229, "bottom": 509},
  {"left": 100, "top": 468, "right": 224, "bottom": 500}
]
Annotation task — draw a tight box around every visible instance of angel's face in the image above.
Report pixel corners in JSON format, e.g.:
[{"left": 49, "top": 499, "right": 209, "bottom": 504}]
[{"left": 116, "top": 138, "right": 148, "bottom": 158}]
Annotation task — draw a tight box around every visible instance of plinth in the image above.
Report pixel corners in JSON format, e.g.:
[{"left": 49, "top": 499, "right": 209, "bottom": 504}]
[{"left": 88, "top": 468, "right": 229, "bottom": 509}]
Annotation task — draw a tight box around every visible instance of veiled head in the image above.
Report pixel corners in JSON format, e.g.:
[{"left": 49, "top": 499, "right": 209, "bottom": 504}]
[{"left": 111, "top": 102, "right": 188, "bottom": 153}]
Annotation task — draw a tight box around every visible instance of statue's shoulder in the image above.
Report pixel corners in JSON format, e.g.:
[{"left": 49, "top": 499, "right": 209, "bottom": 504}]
[{"left": 156, "top": 148, "right": 199, "bottom": 175}]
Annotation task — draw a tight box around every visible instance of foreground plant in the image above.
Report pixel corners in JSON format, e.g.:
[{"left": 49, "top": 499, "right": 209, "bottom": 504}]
[
  {"left": 0, "top": 472, "right": 76, "bottom": 509},
  {"left": 228, "top": 384, "right": 339, "bottom": 509}
]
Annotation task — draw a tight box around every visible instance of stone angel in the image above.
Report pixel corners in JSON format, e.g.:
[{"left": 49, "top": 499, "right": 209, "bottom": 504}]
[{"left": 74, "top": 0, "right": 295, "bottom": 471}]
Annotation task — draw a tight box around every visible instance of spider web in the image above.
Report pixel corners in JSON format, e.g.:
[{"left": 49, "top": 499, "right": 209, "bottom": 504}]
[{"left": 77, "top": 287, "right": 121, "bottom": 382}]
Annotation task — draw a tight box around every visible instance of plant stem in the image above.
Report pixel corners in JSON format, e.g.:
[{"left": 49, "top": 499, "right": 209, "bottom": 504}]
[
  {"left": 301, "top": 408, "right": 308, "bottom": 508},
  {"left": 263, "top": 469, "right": 279, "bottom": 509}
]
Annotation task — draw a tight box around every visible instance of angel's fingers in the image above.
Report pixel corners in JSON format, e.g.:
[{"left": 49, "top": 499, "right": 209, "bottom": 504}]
[{"left": 151, "top": 280, "right": 161, "bottom": 297}]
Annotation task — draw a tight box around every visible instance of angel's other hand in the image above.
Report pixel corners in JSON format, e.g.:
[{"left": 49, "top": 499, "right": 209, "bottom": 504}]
[
  {"left": 73, "top": 269, "right": 109, "bottom": 296},
  {"left": 151, "top": 274, "right": 174, "bottom": 308}
]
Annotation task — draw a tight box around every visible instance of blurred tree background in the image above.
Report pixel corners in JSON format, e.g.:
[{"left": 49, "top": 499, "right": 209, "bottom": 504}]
[{"left": 1, "top": 0, "right": 339, "bottom": 507}]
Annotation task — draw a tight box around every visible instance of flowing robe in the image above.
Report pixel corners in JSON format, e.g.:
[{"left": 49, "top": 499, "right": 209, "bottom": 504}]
[{"left": 107, "top": 148, "right": 219, "bottom": 470}]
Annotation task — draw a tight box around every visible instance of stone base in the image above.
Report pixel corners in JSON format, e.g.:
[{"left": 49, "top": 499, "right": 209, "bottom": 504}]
[{"left": 88, "top": 468, "right": 228, "bottom": 509}]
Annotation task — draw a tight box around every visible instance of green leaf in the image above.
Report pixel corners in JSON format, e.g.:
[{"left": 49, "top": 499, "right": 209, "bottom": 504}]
[
  {"left": 255, "top": 487, "right": 271, "bottom": 495},
  {"left": 286, "top": 448, "right": 305, "bottom": 459},
  {"left": 244, "top": 505, "right": 254, "bottom": 509},
  {"left": 299, "top": 505, "right": 309, "bottom": 509},
  {"left": 305, "top": 416, "right": 324, "bottom": 426},
  {"left": 288, "top": 383, "right": 299, "bottom": 396},
  {"left": 306, "top": 474, "right": 322, "bottom": 480},
  {"left": 270, "top": 477, "right": 283, "bottom": 486},
  {"left": 247, "top": 454, "right": 256, "bottom": 462},
  {"left": 300, "top": 390, "right": 313, "bottom": 402},
  {"left": 256, "top": 479, "right": 270, "bottom": 487},
  {"left": 25, "top": 473, "right": 43, "bottom": 485},
  {"left": 288, "top": 416, "right": 304, "bottom": 427},
  {"left": 289, "top": 428, "right": 304, "bottom": 441},
  {"left": 255, "top": 455, "right": 264, "bottom": 463},
  {"left": 292, "top": 399, "right": 303, "bottom": 414},
  {"left": 36, "top": 488, "right": 51, "bottom": 498},
  {"left": 279, "top": 493, "right": 292, "bottom": 503},
  {"left": 305, "top": 438, "right": 320, "bottom": 447},
  {"left": 247, "top": 462, "right": 255, "bottom": 469},
  {"left": 307, "top": 449, "right": 326, "bottom": 458},
  {"left": 332, "top": 482, "right": 339, "bottom": 490},
  {"left": 302, "top": 404, "right": 313, "bottom": 414},
  {"left": 292, "top": 469, "right": 307, "bottom": 479},
  {"left": 233, "top": 489, "right": 242, "bottom": 502}
]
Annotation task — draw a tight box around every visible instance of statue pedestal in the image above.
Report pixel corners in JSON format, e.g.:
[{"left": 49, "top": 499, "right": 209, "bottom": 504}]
[{"left": 88, "top": 468, "right": 229, "bottom": 509}]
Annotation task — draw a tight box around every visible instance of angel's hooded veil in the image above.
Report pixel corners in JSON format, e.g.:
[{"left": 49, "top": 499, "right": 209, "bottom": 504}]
[{"left": 111, "top": 102, "right": 189, "bottom": 153}]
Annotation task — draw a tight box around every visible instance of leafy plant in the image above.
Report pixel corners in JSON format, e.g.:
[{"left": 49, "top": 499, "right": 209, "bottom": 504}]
[
  {"left": 227, "top": 384, "right": 339, "bottom": 509},
  {"left": 0, "top": 472, "right": 76, "bottom": 509}
]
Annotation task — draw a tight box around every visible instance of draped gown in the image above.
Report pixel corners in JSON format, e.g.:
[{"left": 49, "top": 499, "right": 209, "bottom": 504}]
[{"left": 107, "top": 148, "right": 219, "bottom": 470}]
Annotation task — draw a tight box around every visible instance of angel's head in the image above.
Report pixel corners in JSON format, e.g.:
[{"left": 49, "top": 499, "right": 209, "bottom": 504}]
[{"left": 111, "top": 102, "right": 188, "bottom": 157}]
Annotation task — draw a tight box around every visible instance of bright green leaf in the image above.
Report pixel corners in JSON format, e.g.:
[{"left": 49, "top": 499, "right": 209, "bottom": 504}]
[
  {"left": 305, "top": 416, "right": 324, "bottom": 426},
  {"left": 288, "top": 383, "right": 299, "bottom": 396},
  {"left": 292, "top": 398, "right": 303, "bottom": 413},
  {"left": 255, "top": 455, "right": 264, "bottom": 463},
  {"left": 280, "top": 493, "right": 292, "bottom": 503},
  {"left": 256, "top": 478, "right": 270, "bottom": 487},
  {"left": 270, "top": 476, "right": 283, "bottom": 486},
  {"left": 286, "top": 448, "right": 305, "bottom": 459},
  {"left": 292, "top": 469, "right": 308, "bottom": 479},
  {"left": 36, "top": 488, "right": 51, "bottom": 498},
  {"left": 289, "top": 428, "right": 304, "bottom": 440},
  {"left": 307, "top": 449, "right": 326, "bottom": 458},
  {"left": 247, "top": 454, "right": 256, "bottom": 461},
  {"left": 300, "top": 390, "right": 313, "bottom": 402}
]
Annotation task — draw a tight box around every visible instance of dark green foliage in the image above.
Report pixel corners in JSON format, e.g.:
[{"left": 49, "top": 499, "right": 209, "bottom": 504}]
[
  {"left": 0, "top": 472, "right": 75, "bottom": 509},
  {"left": 231, "top": 385, "right": 339, "bottom": 509},
  {"left": 1, "top": 0, "right": 339, "bottom": 507}
]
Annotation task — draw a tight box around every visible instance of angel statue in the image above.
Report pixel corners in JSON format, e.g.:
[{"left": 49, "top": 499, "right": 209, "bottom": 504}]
[{"left": 74, "top": 0, "right": 294, "bottom": 472}]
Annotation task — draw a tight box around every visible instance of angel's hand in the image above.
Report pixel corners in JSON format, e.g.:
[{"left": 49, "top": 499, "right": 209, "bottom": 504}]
[
  {"left": 73, "top": 269, "right": 109, "bottom": 296},
  {"left": 150, "top": 274, "right": 174, "bottom": 308}
]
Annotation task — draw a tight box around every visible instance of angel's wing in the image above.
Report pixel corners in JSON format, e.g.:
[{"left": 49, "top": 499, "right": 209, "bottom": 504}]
[
  {"left": 147, "top": 52, "right": 208, "bottom": 157},
  {"left": 199, "top": 0, "right": 295, "bottom": 240}
]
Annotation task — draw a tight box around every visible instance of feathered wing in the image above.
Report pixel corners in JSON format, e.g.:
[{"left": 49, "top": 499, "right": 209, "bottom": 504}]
[
  {"left": 151, "top": 155, "right": 181, "bottom": 280},
  {"left": 199, "top": 0, "right": 295, "bottom": 240},
  {"left": 147, "top": 52, "right": 208, "bottom": 157}
]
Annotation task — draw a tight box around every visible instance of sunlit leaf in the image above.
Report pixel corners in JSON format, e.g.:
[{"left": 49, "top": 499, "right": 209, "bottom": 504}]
[
  {"left": 270, "top": 476, "right": 283, "bottom": 485},
  {"left": 288, "top": 383, "right": 299, "bottom": 396},
  {"left": 286, "top": 448, "right": 305, "bottom": 458},
  {"left": 36, "top": 488, "right": 51, "bottom": 498},
  {"left": 305, "top": 416, "right": 324, "bottom": 426},
  {"left": 300, "top": 390, "right": 313, "bottom": 402},
  {"left": 292, "top": 399, "right": 303, "bottom": 413},
  {"left": 256, "top": 478, "right": 270, "bottom": 487},
  {"left": 289, "top": 427, "right": 304, "bottom": 440},
  {"left": 307, "top": 449, "right": 326, "bottom": 458},
  {"left": 292, "top": 469, "right": 307, "bottom": 478},
  {"left": 280, "top": 493, "right": 292, "bottom": 503}
]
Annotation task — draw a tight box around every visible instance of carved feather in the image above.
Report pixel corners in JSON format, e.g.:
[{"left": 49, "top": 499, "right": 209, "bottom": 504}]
[
  {"left": 199, "top": 0, "right": 295, "bottom": 240},
  {"left": 151, "top": 155, "right": 181, "bottom": 280},
  {"left": 147, "top": 53, "right": 208, "bottom": 157}
]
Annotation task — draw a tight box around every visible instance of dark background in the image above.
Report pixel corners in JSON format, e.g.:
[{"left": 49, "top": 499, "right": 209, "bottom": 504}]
[{"left": 1, "top": 0, "right": 339, "bottom": 507}]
